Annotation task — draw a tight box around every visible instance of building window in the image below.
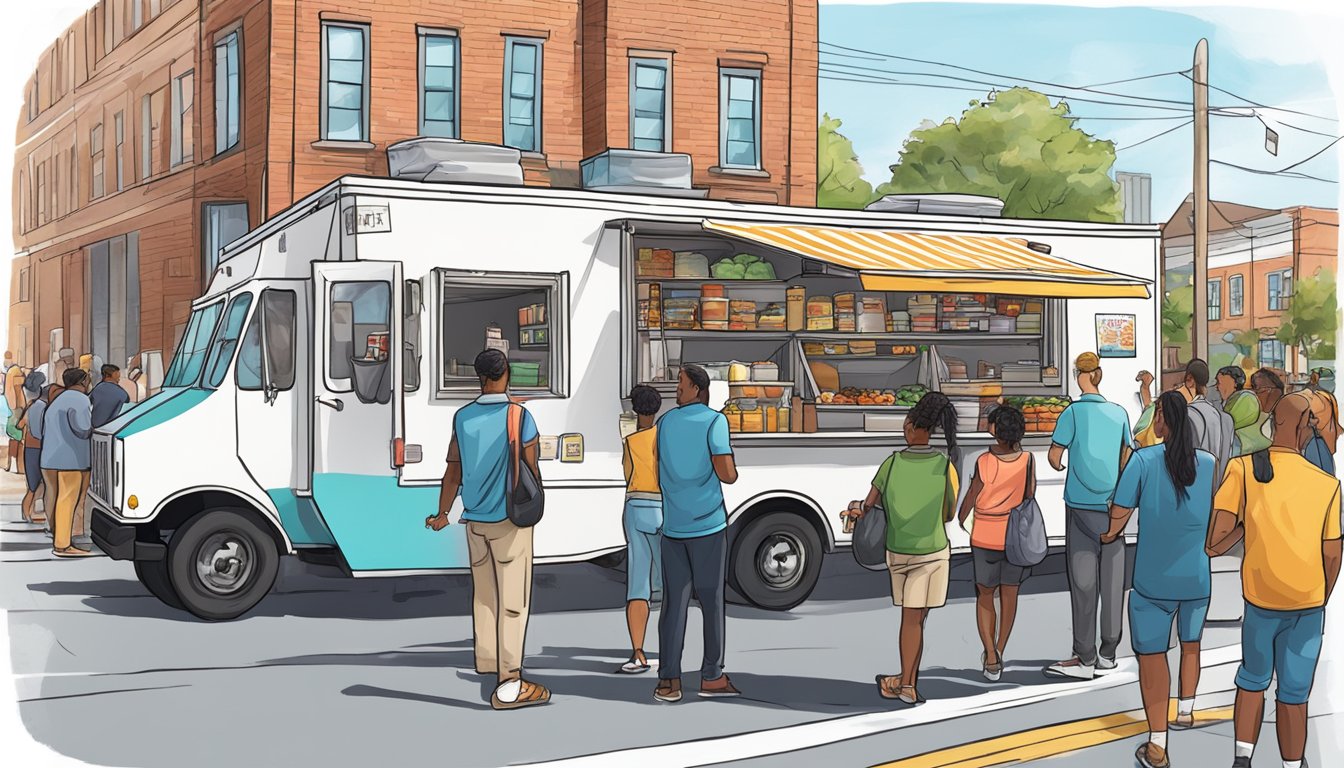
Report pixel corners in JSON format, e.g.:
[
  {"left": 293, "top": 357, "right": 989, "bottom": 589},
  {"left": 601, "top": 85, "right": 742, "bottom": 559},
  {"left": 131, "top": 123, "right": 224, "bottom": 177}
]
[
  {"left": 418, "top": 31, "right": 459, "bottom": 139},
  {"left": 214, "top": 30, "right": 240, "bottom": 154},
  {"left": 1259, "top": 339, "right": 1286, "bottom": 370},
  {"left": 1268, "top": 269, "right": 1293, "bottom": 311},
  {"left": 91, "top": 123, "right": 105, "bottom": 198},
  {"left": 113, "top": 112, "right": 125, "bottom": 191},
  {"left": 1207, "top": 279, "right": 1221, "bottom": 321},
  {"left": 130, "top": 0, "right": 142, "bottom": 32},
  {"left": 719, "top": 68, "right": 762, "bottom": 169},
  {"left": 321, "top": 23, "right": 369, "bottom": 142},
  {"left": 87, "top": 233, "right": 141, "bottom": 371},
  {"left": 19, "top": 269, "right": 31, "bottom": 303},
  {"left": 503, "top": 38, "right": 543, "bottom": 153},
  {"left": 438, "top": 269, "right": 568, "bottom": 397},
  {"left": 1229, "top": 274, "right": 1244, "bottom": 317},
  {"left": 68, "top": 147, "right": 78, "bottom": 213},
  {"left": 630, "top": 58, "right": 671, "bottom": 152},
  {"left": 203, "top": 202, "right": 249, "bottom": 274},
  {"left": 172, "top": 70, "right": 194, "bottom": 166},
  {"left": 141, "top": 94, "right": 152, "bottom": 179},
  {"left": 35, "top": 163, "right": 47, "bottom": 225}
]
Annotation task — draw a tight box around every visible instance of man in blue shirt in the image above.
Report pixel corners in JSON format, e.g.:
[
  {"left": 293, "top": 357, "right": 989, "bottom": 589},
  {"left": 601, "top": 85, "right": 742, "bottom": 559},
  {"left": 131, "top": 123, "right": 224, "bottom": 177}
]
[
  {"left": 1046, "top": 352, "right": 1134, "bottom": 680},
  {"left": 90, "top": 365, "right": 131, "bottom": 429},
  {"left": 654, "top": 364, "right": 740, "bottom": 703},
  {"left": 43, "top": 368, "right": 96, "bottom": 558},
  {"left": 427, "top": 349, "right": 549, "bottom": 711},
  {"left": 1102, "top": 391, "right": 1217, "bottom": 768}
]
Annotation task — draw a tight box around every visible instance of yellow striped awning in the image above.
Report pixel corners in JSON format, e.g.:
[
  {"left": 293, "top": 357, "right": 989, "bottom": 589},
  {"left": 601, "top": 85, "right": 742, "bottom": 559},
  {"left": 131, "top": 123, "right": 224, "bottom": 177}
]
[{"left": 702, "top": 220, "right": 1151, "bottom": 299}]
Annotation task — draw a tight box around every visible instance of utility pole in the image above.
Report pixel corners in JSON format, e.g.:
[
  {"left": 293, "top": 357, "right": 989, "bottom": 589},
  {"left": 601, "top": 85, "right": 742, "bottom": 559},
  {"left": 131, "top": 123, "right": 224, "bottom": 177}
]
[{"left": 1192, "top": 38, "right": 1210, "bottom": 363}]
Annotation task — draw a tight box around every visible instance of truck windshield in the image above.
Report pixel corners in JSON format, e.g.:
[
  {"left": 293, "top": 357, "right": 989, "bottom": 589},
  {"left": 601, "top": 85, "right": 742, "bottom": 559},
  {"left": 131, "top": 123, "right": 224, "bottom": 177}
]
[
  {"left": 162, "top": 302, "right": 225, "bottom": 388},
  {"left": 203, "top": 294, "right": 255, "bottom": 388}
]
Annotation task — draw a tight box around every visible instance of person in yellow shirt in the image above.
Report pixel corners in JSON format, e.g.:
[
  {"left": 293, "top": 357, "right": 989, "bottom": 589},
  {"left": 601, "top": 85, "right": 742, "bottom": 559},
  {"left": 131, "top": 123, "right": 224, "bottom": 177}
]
[
  {"left": 618, "top": 385, "right": 664, "bottom": 675},
  {"left": 1208, "top": 393, "right": 1342, "bottom": 768}
]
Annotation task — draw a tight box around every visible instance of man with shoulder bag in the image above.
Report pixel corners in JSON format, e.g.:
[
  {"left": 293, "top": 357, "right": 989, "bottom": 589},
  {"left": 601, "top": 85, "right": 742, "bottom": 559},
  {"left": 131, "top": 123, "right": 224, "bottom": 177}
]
[{"left": 427, "top": 349, "right": 550, "bottom": 711}]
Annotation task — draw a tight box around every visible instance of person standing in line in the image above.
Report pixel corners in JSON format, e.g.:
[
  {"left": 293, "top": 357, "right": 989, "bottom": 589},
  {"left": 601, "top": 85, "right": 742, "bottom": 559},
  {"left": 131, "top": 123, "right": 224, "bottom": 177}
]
[
  {"left": 16, "top": 373, "right": 48, "bottom": 526},
  {"left": 618, "top": 385, "right": 664, "bottom": 675},
  {"left": 4, "top": 360, "right": 23, "bottom": 474},
  {"left": 1300, "top": 371, "right": 1339, "bottom": 474},
  {"left": 1046, "top": 352, "right": 1134, "bottom": 681},
  {"left": 43, "top": 369, "right": 97, "bottom": 558},
  {"left": 654, "top": 364, "right": 740, "bottom": 703},
  {"left": 90, "top": 365, "right": 131, "bottom": 429},
  {"left": 1250, "top": 369, "right": 1285, "bottom": 433},
  {"left": 1208, "top": 393, "right": 1341, "bottom": 768},
  {"left": 426, "top": 349, "right": 551, "bottom": 710},
  {"left": 1102, "top": 392, "right": 1218, "bottom": 768},
  {"left": 957, "top": 404, "right": 1033, "bottom": 682},
  {"left": 51, "top": 347, "right": 77, "bottom": 387},
  {"left": 1218, "top": 366, "right": 1269, "bottom": 457},
  {"left": 847, "top": 392, "right": 960, "bottom": 705},
  {"left": 1181, "top": 359, "right": 1236, "bottom": 483},
  {"left": 37, "top": 376, "right": 65, "bottom": 537}
]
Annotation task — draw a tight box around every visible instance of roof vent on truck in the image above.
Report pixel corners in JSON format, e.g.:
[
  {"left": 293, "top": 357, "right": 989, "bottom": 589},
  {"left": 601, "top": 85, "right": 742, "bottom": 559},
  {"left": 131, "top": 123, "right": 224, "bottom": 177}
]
[
  {"left": 386, "top": 138, "right": 526, "bottom": 186},
  {"left": 865, "top": 193, "right": 1005, "bottom": 217},
  {"left": 581, "top": 149, "right": 709, "bottom": 199}
]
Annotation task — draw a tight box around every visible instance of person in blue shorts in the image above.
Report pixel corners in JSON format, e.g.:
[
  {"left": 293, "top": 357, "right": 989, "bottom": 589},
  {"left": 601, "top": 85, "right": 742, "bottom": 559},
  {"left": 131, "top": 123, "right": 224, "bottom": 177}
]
[
  {"left": 1103, "top": 391, "right": 1217, "bottom": 768},
  {"left": 617, "top": 385, "right": 664, "bottom": 674}
]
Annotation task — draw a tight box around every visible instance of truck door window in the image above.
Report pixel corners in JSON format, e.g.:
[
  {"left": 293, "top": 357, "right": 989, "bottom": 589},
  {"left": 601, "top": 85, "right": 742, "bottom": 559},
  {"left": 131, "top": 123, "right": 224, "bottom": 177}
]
[
  {"left": 204, "top": 293, "right": 254, "bottom": 388},
  {"left": 238, "top": 290, "right": 297, "bottom": 391},
  {"left": 329, "top": 281, "right": 390, "bottom": 389},
  {"left": 163, "top": 301, "right": 225, "bottom": 388}
]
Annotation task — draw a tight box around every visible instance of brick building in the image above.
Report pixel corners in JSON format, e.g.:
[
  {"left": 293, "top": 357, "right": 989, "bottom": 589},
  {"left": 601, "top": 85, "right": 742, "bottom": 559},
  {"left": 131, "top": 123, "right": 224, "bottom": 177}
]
[
  {"left": 1162, "top": 196, "right": 1338, "bottom": 379},
  {"left": 10, "top": 0, "right": 818, "bottom": 369}
]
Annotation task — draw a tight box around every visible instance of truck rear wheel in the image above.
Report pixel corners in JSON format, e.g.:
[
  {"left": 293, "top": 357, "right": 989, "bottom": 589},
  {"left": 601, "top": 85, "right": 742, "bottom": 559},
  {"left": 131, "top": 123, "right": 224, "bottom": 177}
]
[
  {"left": 730, "top": 512, "right": 822, "bottom": 611},
  {"left": 167, "top": 509, "right": 279, "bottom": 621},
  {"left": 135, "top": 558, "right": 184, "bottom": 610}
]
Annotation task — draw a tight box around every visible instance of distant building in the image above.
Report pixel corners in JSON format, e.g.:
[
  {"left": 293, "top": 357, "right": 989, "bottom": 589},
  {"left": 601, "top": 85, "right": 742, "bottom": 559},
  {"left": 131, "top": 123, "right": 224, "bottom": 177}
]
[
  {"left": 1162, "top": 195, "right": 1338, "bottom": 381},
  {"left": 1116, "top": 172, "right": 1152, "bottom": 225},
  {"left": 10, "top": 0, "right": 820, "bottom": 369}
]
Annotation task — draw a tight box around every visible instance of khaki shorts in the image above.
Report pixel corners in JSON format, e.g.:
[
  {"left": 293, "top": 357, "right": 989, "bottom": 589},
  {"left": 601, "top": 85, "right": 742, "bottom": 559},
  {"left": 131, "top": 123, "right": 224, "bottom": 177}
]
[{"left": 887, "top": 546, "right": 951, "bottom": 609}]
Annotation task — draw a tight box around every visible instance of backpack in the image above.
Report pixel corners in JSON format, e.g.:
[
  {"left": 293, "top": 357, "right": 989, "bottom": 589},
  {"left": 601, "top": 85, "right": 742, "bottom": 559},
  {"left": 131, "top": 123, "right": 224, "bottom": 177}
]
[
  {"left": 1004, "top": 454, "right": 1048, "bottom": 568},
  {"left": 505, "top": 402, "right": 545, "bottom": 527}
]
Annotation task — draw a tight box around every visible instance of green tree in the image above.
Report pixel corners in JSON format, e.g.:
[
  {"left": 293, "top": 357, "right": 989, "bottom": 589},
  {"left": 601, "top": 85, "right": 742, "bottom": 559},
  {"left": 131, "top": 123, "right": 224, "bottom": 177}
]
[
  {"left": 1277, "top": 268, "right": 1339, "bottom": 364},
  {"left": 817, "top": 113, "right": 874, "bottom": 209},
  {"left": 1162, "top": 285, "right": 1194, "bottom": 348},
  {"left": 875, "top": 88, "right": 1123, "bottom": 222}
]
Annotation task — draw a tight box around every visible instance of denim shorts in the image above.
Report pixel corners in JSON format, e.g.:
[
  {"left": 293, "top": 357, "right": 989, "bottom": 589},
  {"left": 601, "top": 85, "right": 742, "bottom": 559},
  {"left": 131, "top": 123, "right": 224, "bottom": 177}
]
[
  {"left": 623, "top": 498, "right": 663, "bottom": 602},
  {"left": 1235, "top": 602, "right": 1325, "bottom": 705},
  {"left": 1128, "top": 591, "right": 1209, "bottom": 655}
]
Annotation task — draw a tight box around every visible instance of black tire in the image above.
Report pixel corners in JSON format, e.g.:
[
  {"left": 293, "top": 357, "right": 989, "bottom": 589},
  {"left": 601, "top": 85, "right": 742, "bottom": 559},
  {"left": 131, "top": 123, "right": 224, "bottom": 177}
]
[
  {"left": 135, "top": 558, "right": 185, "bottom": 610},
  {"left": 167, "top": 509, "right": 279, "bottom": 621},
  {"left": 729, "top": 512, "right": 823, "bottom": 611},
  {"left": 592, "top": 549, "right": 628, "bottom": 570}
]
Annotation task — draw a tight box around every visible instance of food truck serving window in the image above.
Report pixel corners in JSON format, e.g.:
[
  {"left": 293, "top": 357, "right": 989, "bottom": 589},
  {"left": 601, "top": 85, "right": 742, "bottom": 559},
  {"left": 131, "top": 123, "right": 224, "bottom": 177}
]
[{"left": 437, "top": 269, "right": 570, "bottom": 398}]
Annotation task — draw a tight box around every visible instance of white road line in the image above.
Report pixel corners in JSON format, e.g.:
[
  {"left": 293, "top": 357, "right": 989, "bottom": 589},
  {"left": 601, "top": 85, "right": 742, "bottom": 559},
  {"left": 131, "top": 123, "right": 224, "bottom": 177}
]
[{"left": 515, "top": 645, "right": 1245, "bottom": 768}]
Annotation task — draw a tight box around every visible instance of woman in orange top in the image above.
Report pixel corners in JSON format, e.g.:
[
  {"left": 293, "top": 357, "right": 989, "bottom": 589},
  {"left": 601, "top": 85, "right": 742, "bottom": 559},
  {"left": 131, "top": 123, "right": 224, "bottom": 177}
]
[{"left": 957, "top": 404, "right": 1035, "bottom": 682}]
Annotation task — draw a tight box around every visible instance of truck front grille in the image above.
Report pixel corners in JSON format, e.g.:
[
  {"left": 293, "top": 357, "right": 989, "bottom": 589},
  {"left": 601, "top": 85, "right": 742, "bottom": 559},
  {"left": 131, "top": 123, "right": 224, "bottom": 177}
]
[{"left": 91, "top": 433, "right": 114, "bottom": 506}]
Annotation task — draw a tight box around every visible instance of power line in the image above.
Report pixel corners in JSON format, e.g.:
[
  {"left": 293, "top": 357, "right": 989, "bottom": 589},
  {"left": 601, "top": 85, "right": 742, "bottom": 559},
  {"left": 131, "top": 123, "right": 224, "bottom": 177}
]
[
  {"left": 1179, "top": 72, "right": 1339, "bottom": 123},
  {"left": 1081, "top": 71, "right": 1193, "bottom": 89},
  {"left": 820, "top": 41, "right": 1196, "bottom": 107},
  {"left": 1210, "top": 160, "right": 1337, "bottom": 184},
  {"left": 1118, "top": 121, "right": 1193, "bottom": 151},
  {"left": 1072, "top": 114, "right": 1198, "bottom": 121},
  {"left": 818, "top": 69, "right": 1209, "bottom": 114}
]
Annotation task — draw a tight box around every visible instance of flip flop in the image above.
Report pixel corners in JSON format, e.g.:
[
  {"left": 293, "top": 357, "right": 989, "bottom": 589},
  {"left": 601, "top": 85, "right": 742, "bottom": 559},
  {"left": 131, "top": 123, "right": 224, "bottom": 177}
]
[
  {"left": 491, "top": 680, "right": 551, "bottom": 710},
  {"left": 618, "top": 657, "right": 651, "bottom": 674},
  {"left": 52, "top": 547, "right": 98, "bottom": 558},
  {"left": 876, "top": 674, "right": 903, "bottom": 700}
]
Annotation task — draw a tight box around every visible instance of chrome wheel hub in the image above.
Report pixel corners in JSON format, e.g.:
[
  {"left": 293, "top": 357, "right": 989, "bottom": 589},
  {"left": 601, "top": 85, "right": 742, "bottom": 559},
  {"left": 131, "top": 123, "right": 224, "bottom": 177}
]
[
  {"left": 195, "top": 532, "right": 254, "bottom": 595},
  {"left": 757, "top": 533, "right": 805, "bottom": 590}
]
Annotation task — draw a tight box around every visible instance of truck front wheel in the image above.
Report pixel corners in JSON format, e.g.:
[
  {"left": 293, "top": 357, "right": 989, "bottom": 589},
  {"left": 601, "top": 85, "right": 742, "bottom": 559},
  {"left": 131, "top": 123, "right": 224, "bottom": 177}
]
[
  {"left": 729, "top": 512, "right": 823, "bottom": 611},
  {"left": 167, "top": 509, "right": 279, "bottom": 621},
  {"left": 135, "top": 558, "right": 184, "bottom": 610}
]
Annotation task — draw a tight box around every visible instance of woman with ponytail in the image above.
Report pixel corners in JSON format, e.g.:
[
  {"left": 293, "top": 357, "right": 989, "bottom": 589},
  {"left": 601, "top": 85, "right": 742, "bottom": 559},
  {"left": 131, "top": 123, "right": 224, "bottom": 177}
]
[
  {"left": 844, "top": 392, "right": 960, "bottom": 705},
  {"left": 1102, "top": 391, "right": 1217, "bottom": 768}
]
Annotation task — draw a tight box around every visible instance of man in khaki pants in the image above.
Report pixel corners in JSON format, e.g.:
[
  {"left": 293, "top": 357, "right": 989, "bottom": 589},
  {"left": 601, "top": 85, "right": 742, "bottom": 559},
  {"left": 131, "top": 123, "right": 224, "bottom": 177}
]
[
  {"left": 427, "top": 349, "right": 550, "bottom": 710},
  {"left": 42, "top": 368, "right": 96, "bottom": 558}
]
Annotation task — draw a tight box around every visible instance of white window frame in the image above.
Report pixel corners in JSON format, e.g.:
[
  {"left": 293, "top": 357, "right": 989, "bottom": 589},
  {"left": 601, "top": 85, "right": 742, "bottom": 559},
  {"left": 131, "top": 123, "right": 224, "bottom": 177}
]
[
  {"left": 434, "top": 268, "right": 570, "bottom": 399},
  {"left": 1207, "top": 278, "right": 1221, "bottom": 321},
  {"left": 1268, "top": 269, "right": 1293, "bottom": 311},
  {"left": 629, "top": 56, "right": 672, "bottom": 152},
  {"left": 418, "top": 29, "right": 460, "bottom": 139},
  {"left": 320, "top": 21, "right": 371, "bottom": 143},
  {"left": 214, "top": 30, "right": 241, "bottom": 155},
  {"left": 719, "top": 67, "right": 762, "bottom": 170},
  {"left": 171, "top": 69, "right": 193, "bottom": 167},
  {"left": 1229, "top": 274, "right": 1244, "bottom": 317},
  {"left": 502, "top": 37, "right": 544, "bottom": 153},
  {"left": 1259, "top": 339, "right": 1286, "bottom": 369}
]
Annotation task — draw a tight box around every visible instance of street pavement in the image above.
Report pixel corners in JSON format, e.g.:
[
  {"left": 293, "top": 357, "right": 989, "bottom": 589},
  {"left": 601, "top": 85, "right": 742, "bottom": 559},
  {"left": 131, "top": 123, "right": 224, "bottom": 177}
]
[{"left": 0, "top": 469, "right": 1329, "bottom": 768}]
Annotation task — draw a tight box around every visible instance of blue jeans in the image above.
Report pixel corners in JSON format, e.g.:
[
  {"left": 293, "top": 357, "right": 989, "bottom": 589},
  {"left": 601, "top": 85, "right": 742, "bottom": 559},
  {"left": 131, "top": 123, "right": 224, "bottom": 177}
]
[
  {"left": 1128, "top": 591, "right": 1209, "bottom": 655},
  {"left": 658, "top": 531, "right": 727, "bottom": 681},
  {"left": 1235, "top": 602, "right": 1325, "bottom": 705},
  {"left": 623, "top": 498, "right": 663, "bottom": 602}
]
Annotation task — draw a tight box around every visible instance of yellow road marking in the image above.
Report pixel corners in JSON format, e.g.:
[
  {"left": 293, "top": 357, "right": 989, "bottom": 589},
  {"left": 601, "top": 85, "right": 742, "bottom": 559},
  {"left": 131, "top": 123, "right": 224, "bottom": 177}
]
[{"left": 873, "top": 701, "right": 1235, "bottom": 768}]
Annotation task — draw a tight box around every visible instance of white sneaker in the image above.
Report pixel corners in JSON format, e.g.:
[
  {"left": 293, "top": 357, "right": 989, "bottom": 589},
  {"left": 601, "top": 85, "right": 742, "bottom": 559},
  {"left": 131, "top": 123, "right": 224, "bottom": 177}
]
[
  {"left": 1044, "top": 657, "right": 1095, "bottom": 680},
  {"left": 1095, "top": 655, "right": 1118, "bottom": 674}
]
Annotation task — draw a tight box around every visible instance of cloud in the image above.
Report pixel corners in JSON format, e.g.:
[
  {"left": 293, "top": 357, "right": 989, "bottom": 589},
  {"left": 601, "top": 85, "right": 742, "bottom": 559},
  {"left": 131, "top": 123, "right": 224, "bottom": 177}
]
[{"left": 1180, "top": 5, "right": 1339, "bottom": 68}]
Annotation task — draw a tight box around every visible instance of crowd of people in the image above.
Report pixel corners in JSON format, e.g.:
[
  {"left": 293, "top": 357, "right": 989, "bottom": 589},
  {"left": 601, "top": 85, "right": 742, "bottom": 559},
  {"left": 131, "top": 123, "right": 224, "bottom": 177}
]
[{"left": 2, "top": 349, "right": 136, "bottom": 558}]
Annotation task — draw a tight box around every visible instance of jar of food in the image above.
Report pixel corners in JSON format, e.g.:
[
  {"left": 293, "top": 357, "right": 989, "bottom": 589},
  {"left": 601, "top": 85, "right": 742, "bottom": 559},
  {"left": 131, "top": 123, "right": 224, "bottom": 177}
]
[
  {"left": 741, "top": 406, "right": 764, "bottom": 433},
  {"left": 766, "top": 405, "right": 779, "bottom": 433},
  {"left": 778, "top": 406, "right": 791, "bottom": 432}
]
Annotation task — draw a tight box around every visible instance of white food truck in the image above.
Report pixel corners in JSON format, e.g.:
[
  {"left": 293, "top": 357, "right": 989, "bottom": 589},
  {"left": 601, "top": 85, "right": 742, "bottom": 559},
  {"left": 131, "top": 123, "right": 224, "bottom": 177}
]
[{"left": 89, "top": 148, "right": 1163, "bottom": 620}]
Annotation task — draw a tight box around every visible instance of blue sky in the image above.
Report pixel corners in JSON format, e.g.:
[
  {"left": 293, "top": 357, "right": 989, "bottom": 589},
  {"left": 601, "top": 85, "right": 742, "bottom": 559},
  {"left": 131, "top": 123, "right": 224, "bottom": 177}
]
[{"left": 818, "top": 2, "right": 1341, "bottom": 223}]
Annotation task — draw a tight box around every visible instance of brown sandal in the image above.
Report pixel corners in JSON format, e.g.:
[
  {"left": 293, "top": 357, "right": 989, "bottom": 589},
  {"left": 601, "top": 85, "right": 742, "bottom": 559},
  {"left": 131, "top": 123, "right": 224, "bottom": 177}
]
[
  {"left": 52, "top": 547, "right": 97, "bottom": 558},
  {"left": 491, "top": 680, "right": 551, "bottom": 710},
  {"left": 876, "top": 674, "right": 903, "bottom": 699}
]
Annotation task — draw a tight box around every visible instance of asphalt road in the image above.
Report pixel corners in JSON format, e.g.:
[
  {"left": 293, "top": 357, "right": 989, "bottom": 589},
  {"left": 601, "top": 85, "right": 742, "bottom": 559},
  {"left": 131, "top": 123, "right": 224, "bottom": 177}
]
[{"left": 0, "top": 471, "right": 1278, "bottom": 768}]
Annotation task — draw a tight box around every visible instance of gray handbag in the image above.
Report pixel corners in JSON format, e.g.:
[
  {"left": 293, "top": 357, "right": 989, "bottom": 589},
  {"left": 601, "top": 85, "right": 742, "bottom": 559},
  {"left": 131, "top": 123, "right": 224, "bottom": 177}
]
[
  {"left": 1004, "top": 454, "right": 1047, "bottom": 568},
  {"left": 852, "top": 502, "right": 889, "bottom": 571}
]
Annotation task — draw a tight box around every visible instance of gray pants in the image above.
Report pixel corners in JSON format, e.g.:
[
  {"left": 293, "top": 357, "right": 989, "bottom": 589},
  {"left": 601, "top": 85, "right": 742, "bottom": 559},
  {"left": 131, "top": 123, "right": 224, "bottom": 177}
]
[
  {"left": 1065, "top": 507, "right": 1125, "bottom": 665},
  {"left": 657, "top": 530, "right": 727, "bottom": 682}
]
